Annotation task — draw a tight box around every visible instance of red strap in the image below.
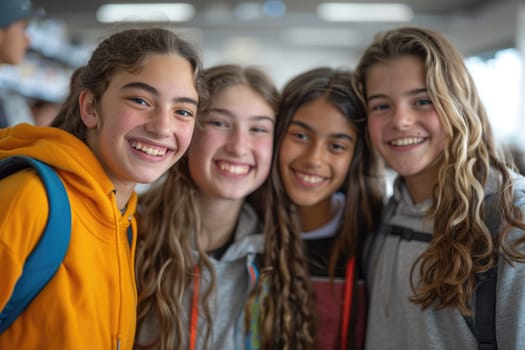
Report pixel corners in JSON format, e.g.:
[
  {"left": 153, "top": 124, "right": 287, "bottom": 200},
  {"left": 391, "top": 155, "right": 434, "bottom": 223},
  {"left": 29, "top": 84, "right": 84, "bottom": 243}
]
[
  {"left": 340, "top": 257, "right": 355, "bottom": 350},
  {"left": 190, "top": 265, "right": 200, "bottom": 350}
]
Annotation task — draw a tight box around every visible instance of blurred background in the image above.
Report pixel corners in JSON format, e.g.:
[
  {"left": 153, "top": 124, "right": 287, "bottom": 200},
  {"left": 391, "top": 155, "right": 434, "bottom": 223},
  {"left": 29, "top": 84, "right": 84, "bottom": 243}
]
[{"left": 2, "top": 0, "right": 525, "bottom": 160}]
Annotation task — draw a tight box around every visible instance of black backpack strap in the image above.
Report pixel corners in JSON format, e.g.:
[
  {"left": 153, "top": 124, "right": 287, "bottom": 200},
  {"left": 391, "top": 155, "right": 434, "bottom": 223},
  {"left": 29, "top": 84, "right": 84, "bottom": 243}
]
[
  {"left": 384, "top": 220, "right": 497, "bottom": 350},
  {"left": 473, "top": 194, "right": 500, "bottom": 350},
  {"left": 475, "top": 267, "right": 497, "bottom": 350},
  {"left": 386, "top": 224, "right": 432, "bottom": 242}
]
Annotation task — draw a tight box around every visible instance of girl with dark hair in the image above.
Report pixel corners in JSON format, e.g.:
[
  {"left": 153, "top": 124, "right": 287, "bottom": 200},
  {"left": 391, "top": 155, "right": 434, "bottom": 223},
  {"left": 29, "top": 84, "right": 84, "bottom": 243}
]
[
  {"left": 248, "top": 67, "right": 384, "bottom": 350},
  {"left": 0, "top": 27, "right": 204, "bottom": 350}
]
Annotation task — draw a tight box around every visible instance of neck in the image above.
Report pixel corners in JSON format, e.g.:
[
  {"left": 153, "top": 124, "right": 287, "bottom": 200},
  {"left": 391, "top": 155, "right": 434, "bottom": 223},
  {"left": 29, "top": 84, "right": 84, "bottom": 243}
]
[
  {"left": 297, "top": 195, "right": 338, "bottom": 232},
  {"left": 404, "top": 170, "right": 439, "bottom": 204},
  {"left": 114, "top": 182, "right": 135, "bottom": 212},
  {"left": 197, "top": 194, "right": 244, "bottom": 251}
]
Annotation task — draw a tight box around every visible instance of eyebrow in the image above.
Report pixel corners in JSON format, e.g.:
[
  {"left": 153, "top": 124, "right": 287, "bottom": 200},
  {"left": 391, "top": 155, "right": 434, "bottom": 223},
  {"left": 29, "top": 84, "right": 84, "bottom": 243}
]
[
  {"left": 121, "top": 82, "right": 198, "bottom": 107},
  {"left": 208, "top": 107, "right": 275, "bottom": 124},
  {"left": 367, "top": 87, "right": 428, "bottom": 102},
  {"left": 290, "top": 120, "right": 354, "bottom": 141}
]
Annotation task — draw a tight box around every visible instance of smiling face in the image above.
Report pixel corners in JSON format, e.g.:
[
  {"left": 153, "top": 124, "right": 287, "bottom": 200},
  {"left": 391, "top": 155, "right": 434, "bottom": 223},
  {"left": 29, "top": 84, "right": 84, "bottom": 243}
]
[
  {"left": 279, "top": 96, "right": 356, "bottom": 212},
  {"left": 187, "top": 84, "right": 275, "bottom": 201},
  {"left": 81, "top": 53, "right": 198, "bottom": 192},
  {"left": 365, "top": 55, "right": 447, "bottom": 192}
]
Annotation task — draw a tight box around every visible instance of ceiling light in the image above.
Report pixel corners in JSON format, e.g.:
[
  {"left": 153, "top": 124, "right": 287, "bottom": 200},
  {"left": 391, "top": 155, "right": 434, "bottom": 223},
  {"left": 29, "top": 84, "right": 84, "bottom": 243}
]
[
  {"left": 96, "top": 3, "right": 195, "bottom": 23},
  {"left": 284, "top": 28, "right": 362, "bottom": 47},
  {"left": 263, "top": 0, "right": 286, "bottom": 18},
  {"left": 318, "top": 2, "right": 413, "bottom": 22}
]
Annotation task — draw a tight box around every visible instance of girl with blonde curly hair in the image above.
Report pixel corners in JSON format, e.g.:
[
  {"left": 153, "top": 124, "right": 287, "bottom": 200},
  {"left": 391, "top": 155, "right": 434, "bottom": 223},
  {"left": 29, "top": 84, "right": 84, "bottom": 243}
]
[{"left": 353, "top": 26, "right": 525, "bottom": 349}]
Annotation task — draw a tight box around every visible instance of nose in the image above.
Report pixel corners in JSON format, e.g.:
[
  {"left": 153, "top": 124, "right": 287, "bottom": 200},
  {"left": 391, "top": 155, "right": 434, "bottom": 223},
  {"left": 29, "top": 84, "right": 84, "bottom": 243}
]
[
  {"left": 391, "top": 104, "right": 415, "bottom": 130},
  {"left": 144, "top": 107, "right": 172, "bottom": 138},
  {"left": 225, "top": 126, "right": 248, "bottom": 156},
  {"left": 303, "top": 141, "right": 324, "bottom": 168}
]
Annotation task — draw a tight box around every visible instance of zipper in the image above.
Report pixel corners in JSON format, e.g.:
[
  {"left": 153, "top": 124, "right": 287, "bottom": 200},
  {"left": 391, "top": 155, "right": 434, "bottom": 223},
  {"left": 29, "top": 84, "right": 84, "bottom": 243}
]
[{"left": 110, "top": 190, "right": 126, "bottom": 350}]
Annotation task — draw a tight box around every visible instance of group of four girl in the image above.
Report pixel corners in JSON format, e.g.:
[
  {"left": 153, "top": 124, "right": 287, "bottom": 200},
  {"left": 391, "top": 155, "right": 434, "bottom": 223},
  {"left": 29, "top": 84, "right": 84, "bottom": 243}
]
[{"left": 1, "top": 24, "right": 524, "bottom": 350}]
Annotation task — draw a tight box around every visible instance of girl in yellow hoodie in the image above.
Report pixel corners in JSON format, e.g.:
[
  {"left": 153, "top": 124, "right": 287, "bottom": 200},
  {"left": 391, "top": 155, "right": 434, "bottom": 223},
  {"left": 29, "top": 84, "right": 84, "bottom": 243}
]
[{"left": 0, "top": 27, "right": 206, "bottom": 350}]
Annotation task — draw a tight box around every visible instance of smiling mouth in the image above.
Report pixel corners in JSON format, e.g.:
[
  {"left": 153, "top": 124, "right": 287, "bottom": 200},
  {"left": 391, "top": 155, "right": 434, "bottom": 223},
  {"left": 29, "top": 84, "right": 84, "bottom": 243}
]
[
  {"left": 295, "top": 170, "right": 325, "bottom": 184},
  {"left": 217, "top": 161, "right": 251, "bottom": 175},
  {"left": 130, "top": 141, "right": 168, "bottom": 157},
  {"left": 389, "top": 137, "right": 425, "bottom": 146}
]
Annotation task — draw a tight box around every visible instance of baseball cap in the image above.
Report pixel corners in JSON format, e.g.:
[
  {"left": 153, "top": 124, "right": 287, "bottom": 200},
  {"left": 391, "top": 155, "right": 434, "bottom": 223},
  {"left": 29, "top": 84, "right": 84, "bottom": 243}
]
[{"left": 0, "top": 0, "right": 45, "bottom": 28}]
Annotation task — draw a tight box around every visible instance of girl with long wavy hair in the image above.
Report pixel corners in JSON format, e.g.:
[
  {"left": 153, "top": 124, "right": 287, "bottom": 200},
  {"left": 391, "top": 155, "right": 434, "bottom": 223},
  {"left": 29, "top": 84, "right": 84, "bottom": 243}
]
[
  {"left": 135, "top": 64, "right": 279, "bottom": 350},
  {"left": 353, "top": 26, "right": 525, "bottom": 349},
  {"left": 248, "top": 67, "right": 383, "bottom": 350}
]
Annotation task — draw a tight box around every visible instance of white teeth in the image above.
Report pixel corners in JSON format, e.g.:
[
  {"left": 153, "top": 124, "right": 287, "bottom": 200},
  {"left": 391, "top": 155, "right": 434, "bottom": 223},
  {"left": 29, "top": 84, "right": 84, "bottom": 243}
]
[
  {"left": 296, "top": 172, "right": 323, "bottom": 184},
  {"left": 390, "top": 137, "right": 424, "bottom": 146},
  {"left": 219, "top": 162, "right": 249, "bottom": 175},
  {"left": 131, "top": 141, "right": 167, "bottom": 157}
]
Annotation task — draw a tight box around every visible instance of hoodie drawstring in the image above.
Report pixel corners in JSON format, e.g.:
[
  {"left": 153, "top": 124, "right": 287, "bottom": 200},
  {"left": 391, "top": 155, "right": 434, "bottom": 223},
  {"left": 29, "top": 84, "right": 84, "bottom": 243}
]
[
  {"left": 247, "top": 257, "right": 259, "bottom": 288},
  {"left": 190, "top": 265, "right": 200, "bottom": 350},
  {"left": 245, "top": 256, "right": 260, "bottom": 350},
  {"left": 190, "top": 258, "right": 259, "bottom": 350}
]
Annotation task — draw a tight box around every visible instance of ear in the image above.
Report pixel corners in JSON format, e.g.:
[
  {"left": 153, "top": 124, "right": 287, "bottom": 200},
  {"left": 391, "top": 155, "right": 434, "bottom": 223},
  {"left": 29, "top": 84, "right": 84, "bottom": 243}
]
[{"left": 79, "top": 89, "right": 99, "bottom": 129}]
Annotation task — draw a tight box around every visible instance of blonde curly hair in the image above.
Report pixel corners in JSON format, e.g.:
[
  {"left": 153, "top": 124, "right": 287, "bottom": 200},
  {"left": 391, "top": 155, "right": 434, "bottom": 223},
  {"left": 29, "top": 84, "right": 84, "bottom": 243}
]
[{"left": 353, "top": 26, "right": 525, "bottom": 315}]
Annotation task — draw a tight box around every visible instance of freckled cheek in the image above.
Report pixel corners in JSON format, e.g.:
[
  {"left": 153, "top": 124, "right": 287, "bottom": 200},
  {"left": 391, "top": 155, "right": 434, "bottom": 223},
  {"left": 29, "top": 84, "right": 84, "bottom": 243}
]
[{"left": 111, "top": 108, "right": 137, "bottom": 131}]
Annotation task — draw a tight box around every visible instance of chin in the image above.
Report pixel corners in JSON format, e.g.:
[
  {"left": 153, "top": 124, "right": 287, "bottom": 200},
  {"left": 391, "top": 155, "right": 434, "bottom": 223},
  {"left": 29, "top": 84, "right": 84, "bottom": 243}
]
[{"left": 217, "top": 191, "right": 250, "bottom": 201}]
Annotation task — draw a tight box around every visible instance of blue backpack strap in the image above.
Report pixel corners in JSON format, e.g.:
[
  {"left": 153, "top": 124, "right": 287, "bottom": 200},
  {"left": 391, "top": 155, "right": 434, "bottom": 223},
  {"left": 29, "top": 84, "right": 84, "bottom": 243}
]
[
  {"left": 127, "top": 226, "right": 133, "bottom": 247},
  {"left": 0, "top": 156, "right": 71, "bottom": 334}
]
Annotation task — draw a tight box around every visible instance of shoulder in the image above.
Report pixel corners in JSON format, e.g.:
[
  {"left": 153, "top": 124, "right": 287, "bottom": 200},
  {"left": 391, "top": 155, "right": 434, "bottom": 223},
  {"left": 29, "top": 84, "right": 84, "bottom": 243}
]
[
  {"left": 0, "top": 168, "right": 49, "bottom": 259},
  {"left": 238, "top": 202, "right": 263, "bottom": 235},
  {"left": 1, "top": 168, "right": 49, "bottom": 212}
]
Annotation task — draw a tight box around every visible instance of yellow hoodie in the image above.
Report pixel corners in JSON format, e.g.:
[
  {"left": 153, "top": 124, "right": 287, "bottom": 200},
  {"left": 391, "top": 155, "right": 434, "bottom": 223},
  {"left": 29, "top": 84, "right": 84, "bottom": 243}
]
[{"left": 0, "top": 124, "right": 138, "bottom": 350}]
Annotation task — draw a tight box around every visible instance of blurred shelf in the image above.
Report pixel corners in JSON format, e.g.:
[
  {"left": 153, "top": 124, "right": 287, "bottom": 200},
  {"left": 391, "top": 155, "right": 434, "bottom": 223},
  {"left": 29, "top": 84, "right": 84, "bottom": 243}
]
[{"left": 0, "top": 18, "right": 93, "bottom": 103}]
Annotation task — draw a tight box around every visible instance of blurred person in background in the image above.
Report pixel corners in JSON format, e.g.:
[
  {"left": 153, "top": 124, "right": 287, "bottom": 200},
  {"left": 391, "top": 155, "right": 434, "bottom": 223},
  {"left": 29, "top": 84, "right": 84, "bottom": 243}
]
[{"left": 0, "top": 0, "right": 44, "bottom": 127}]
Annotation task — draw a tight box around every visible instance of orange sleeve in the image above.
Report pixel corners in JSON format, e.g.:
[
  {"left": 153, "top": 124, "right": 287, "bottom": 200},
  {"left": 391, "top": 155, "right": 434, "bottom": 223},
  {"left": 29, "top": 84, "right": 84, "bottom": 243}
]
[{"left": 0, "top": 169, "right": 49, "bottom": 309}]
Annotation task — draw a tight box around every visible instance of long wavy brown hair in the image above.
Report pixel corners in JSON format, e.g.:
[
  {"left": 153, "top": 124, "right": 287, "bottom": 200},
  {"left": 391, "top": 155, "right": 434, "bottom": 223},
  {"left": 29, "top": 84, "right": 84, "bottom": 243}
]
[
  {"left": 135, "top": 64, "right": 279, "bottom": 350},
  {"left": 353, "top": 26, "right": 525, "bottom": 315},
  {"left": 52, "top": 27, "right": 206, "bottom": 143}
]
